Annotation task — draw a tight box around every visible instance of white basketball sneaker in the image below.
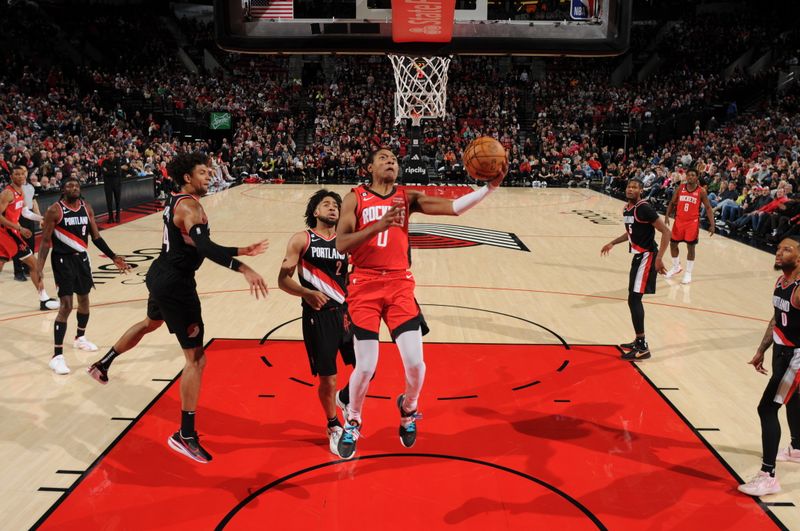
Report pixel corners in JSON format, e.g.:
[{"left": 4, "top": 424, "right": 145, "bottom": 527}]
[
  {"left": 327, "top": 425, "right": 343, "bottom": 457},
  {"left": 74, "top": 336, "right": 99, "bottom": 351},
  {"left": 737, "top": 471, "right": 781, "bottom": 496},
  {"left": 777, "top": 446, "right": 800, "bottom": 463},
  {"left": 49, "top": 355, "right": 71, "bottom": 375},
  {"left": 665, "top": 265, "right": 682, "bottom": 279},
  {"left": 681, "top": 272, "right": 692, "bottom": 284}
]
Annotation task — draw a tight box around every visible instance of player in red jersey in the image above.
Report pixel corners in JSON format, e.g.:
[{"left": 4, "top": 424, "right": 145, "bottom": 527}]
[
  {"left": 334, "top": 147, "right": 507, "bottom": 459},
  {"left": 664, "top": 169, "right": 714, "bottom": 284},
  {"left": 0, "top": 165, "right": 59, "bottom": 310}
]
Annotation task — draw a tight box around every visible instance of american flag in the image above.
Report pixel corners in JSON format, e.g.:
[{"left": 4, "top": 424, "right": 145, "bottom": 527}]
[{"left": 248, "top": 0, "right": 294, "bottom": 19}]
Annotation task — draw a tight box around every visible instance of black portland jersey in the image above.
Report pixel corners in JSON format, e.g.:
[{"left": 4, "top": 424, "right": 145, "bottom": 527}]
[
  {"left": 53, "top": 200, "right": 90, "bottom": 255},
  {"left": 623, "top": 200, "right": 658, "bottom": 253},
  {"left": 299, "top": 229, "right": 348, "bottom": 310},
  {"left": 154, "top": 193, "right": 204, "bottom": 274},
  {"left": 773, "top": 276, "right": 800, "bottom": 347}
]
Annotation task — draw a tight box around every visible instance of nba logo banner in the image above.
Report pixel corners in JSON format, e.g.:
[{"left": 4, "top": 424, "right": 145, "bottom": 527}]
[{"left": 570, "top": 0, "right": 596, "bottom": 20}]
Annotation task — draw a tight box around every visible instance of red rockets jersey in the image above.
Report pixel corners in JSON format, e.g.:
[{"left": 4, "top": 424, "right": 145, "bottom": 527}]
[
  {"left": 351, "top": 184, "right": 410, "bottom": 271},
  {"left": 675, "top": 184, "right": 702, "bottom": 222}
]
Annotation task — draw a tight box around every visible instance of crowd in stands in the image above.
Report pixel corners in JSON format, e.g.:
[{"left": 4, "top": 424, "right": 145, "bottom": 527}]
[{"left": 2, "top": 1, "right": 800, "bottom": 247}]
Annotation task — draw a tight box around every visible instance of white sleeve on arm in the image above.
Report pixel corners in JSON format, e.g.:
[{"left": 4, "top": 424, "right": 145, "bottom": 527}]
[
  {"left": 452, "top": 185, "right": 495, "bottom": 215},
  {"left": 21, "top": 207, "right": 43, "bottom": 222}
]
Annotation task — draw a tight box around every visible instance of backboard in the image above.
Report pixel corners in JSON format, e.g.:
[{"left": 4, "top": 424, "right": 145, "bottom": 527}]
[{"left": 215, "top": 0, "right": 632, "bottom": 56}]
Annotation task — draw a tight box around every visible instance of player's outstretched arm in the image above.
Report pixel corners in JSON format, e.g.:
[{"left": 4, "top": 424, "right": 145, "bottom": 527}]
[
  {"left": 278, "top": 232, "right": 328, "bottom": 310},
  {"left": 410, "top": 160, "right": 508, "bottom": 216},
  {"left": 85, "top": 202, "right": 129, "bottom": 272},
  {"left": 336, "top": 191, "right": 402, "bottom": 253},
  {"left": 178, "top": 199, "right": 269, "bottom": 298},
  {"left": 36, "top": 203, "right": 61, "bottom": 277}
]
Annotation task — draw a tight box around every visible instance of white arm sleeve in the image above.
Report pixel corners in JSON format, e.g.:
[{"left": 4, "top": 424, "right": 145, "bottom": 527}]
[
  {"left": 21, "top": 207, "right": 43, "bottom": 222},
  {"left": 452, "top": 185, "right": 494, "bottom": 216}
]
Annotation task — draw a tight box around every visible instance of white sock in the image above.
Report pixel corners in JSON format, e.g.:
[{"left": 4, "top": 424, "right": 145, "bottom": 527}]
[
  {"left": 39, "top": 289, "right": 50, "bottom": 302},
  {"left": 685, "top": 260, "right": 695, "bottom": 274},
  {"left": 395, "top": 328, "right": 426, "bottom": 414},
  {"left": 346, "top": 337, "right": 379, "bottom": 425},
  {"left": 671, "top": 257, "right": 680, "bottom": 270}
]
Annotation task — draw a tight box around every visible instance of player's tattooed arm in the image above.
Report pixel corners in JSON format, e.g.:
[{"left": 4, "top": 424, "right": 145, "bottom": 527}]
[
  {"left": 757, "top": 317, "right": 776, "bottom": 355},
  {"left": 749, "top": 317, "right": 775, "bottom": 375},
  {"left": 36, "top": 203, "right": 61, "bottom": 276}
]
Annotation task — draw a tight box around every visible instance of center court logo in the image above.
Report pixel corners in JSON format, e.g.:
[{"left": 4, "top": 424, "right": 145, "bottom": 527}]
[
  {"left": 409, "top": 223, "right": 529, "bottom": 252},
  {"left": 92, "top": 247, "right": 161, "bottom": 285}
]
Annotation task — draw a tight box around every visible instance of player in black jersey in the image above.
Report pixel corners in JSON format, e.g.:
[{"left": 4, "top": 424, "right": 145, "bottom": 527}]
[
  {"left": 87, "top": 152, "right": 269, "bottom": 464},
  {"left": 601, "top": 178, "right": 670, "bottom": 360},
  {"left": 738, "top": 236, "right": 800, "bottom": 497},
  {"left": 37, "top": 177, "right": 129, "bottom": 375},
  {"left": 278, "top": 189, "right": 356, "bottom": 457}
]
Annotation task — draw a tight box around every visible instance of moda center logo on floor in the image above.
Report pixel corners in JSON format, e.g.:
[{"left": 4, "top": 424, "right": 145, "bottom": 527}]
[
  {"left": 91, "top": 248, "right": 161, "bottom": 286},
  {"left": 409, "top": 223, "right": 529, "bottom": 252}
]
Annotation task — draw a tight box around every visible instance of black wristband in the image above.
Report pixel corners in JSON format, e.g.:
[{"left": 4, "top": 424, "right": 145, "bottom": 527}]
[
  {"left": 93, "top": 237, "right": 116, "bottom": 259},
  {"left": 230, "top": 258, "right": 243, "bottom": 271}
]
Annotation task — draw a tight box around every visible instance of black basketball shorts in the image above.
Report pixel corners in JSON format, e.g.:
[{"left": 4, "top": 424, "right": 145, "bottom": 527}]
[
  {"left": 52, "top": 253, "right": 94, "bottom": 297},
  {"left": 629, "top": 251, "right": 657, "bottom": 295},
  {"left": 146, "top": 270, "right": 204, "bottom": 349},
  {"left": 302, "top": 305, "right": 355, "bottom": 377}
]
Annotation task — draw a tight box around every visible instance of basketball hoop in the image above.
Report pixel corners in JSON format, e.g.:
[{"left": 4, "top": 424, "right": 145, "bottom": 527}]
[{"left": 389, "top": 54, "right": 451, "bottom": 126}]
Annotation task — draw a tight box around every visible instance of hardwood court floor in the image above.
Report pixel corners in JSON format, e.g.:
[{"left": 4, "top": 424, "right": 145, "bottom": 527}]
[{"left": 0, "top": 184, "right": 793, "bottom": 529}]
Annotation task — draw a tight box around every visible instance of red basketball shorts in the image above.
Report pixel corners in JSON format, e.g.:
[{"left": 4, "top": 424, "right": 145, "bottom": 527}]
[
  {"left": 0, "top": 229, "right": 27, "bottom": 261},
  {"left": 671, "top": 218, "right": 699, "bottom": 244},
  {"left": 347, "top": 269, "right": 419, "bottom": 338}
]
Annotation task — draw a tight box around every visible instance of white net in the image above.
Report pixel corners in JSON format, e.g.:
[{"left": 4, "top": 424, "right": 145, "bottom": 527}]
[{"left": 389, "top": 54, "right": 452, "bottom": 126}]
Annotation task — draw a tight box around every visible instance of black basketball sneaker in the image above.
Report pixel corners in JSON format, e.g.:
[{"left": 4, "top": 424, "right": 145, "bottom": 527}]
[
  {"left": 167, "top": 431, "right": 213, "bottom": 463},
  {"left": 87, "top": 362, "right": 109, "bottom": 384},
  {"left": 397, "top": 394, "right": 421, "bottom": 448}
]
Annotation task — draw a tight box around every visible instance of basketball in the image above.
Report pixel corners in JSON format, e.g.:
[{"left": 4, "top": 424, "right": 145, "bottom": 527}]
[{"left": 462, "top": 136, "right": 507, "bottom": 181}]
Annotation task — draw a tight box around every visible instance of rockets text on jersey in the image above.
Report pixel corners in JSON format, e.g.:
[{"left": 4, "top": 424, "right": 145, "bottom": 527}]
[
  {"left": 350, "top": 184, "right": 410, "bottom": 271},
  {"left": 676, "top": 184, "right": 701, "bottom": 222},
  {"left": 2, "top": 185, "right": 24, "bottom": 233}
]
